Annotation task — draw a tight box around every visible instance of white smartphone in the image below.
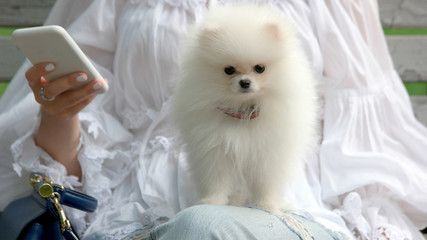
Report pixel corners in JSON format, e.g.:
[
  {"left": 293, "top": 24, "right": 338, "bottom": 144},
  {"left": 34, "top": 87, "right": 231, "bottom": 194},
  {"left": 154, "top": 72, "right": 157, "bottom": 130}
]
[{"left": 12, "top": 25, "right": 108, "bottom": 93}]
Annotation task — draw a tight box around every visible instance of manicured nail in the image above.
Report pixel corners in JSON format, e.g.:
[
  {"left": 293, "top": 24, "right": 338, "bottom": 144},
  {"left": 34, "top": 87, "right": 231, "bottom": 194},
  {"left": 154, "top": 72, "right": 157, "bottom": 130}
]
[
  {"left": 76, "top": 74, "right": 87, "bottom": 82},
  {"left": 45, "top": 63, "right": 55, "bottom": 71},
  {"left": 93, "top": 82, "right": 102, "bottom": 90}
]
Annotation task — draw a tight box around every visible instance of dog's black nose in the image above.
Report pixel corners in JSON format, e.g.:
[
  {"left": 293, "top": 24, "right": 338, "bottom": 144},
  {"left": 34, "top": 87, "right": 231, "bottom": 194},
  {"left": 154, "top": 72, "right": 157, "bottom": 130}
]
[{"left": 239, "top": 79, "right": 251, "bottom": 89}]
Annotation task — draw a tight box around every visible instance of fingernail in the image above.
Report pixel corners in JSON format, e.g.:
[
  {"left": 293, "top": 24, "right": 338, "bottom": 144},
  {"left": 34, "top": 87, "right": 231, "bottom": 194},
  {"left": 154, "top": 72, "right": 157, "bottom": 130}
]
[
  {"left": 45, "top": 63, "right": 55, "bottom": 71},
  {"left": 93, "top": 82, "right": 102, "bottom": 90},
  {"left": 76, "top": 74, "right": 87, "bottom": 82}
]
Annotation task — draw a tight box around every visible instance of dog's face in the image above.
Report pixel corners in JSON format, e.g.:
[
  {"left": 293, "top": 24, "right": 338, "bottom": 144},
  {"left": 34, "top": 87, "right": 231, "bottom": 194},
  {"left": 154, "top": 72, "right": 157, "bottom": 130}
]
[
  {"left": 223, "top": 63, "right": 264, "bottom": 94},
  {"left": 196, "top": 19, "right": 293, "bottom": 102}
]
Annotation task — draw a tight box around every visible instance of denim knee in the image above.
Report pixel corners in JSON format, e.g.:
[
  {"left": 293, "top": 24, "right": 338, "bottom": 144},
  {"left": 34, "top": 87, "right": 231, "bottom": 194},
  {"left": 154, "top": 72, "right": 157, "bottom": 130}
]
[
  {"left": 150, "top": 205, "right": 237, "bottom": 240},
  {"left": 150, "top": 205, "right": 347, "bottom": 240}
]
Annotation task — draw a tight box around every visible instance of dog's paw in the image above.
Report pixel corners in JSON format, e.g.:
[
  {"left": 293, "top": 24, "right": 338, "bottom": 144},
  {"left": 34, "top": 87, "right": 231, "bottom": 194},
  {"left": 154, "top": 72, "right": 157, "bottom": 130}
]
[
  {"left": 255, "top": 200, "right": 293, "bottom": 215},
  {"left": 279, "top": 202, "right": 294, "bottom": 213},
  {"left": 255, "top": 200, "right": 280, "bottom": 215},
  {"left": 198, "top": 194, "right": 228, "bottom": 206},
  {"left": 228, "top": 190, "right": 248, "bottom": 206}
]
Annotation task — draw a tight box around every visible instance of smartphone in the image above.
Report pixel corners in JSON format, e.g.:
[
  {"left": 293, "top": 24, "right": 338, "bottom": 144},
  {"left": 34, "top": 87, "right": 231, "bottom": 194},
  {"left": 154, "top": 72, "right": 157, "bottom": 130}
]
[{"left": 11, "top": 25, "right": 108, "bottom": 93}]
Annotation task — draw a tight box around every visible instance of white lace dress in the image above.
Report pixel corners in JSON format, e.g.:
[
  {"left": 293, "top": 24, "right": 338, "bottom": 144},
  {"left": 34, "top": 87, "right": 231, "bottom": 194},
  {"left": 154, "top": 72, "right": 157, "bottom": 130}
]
[{"left": 0, "top": 0, "right": 425, "bottom": 239}]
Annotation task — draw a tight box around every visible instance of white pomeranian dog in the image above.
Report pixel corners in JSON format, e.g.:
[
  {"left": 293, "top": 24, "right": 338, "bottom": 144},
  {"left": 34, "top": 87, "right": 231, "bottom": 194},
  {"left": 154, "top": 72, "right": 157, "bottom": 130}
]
[{"left": 172, "top": 3, "right": 317, "bottom": 214}]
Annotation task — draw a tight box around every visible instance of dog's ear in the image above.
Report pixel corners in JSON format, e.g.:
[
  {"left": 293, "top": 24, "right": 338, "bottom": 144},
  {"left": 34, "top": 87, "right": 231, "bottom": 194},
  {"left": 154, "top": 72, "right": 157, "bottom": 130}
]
[
  {"left": 264, "top": 22, "right": 295, "bottom": 42},
  {"left": 263, "top": 23, "right": 283, "bottom": 41},
  {"left": 199, "top": 25, "right": 222, "bottom": 49}
]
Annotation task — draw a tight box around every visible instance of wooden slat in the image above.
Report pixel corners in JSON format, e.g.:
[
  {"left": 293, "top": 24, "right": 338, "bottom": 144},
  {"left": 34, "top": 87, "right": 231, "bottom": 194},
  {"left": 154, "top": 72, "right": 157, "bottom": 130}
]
[
  {"left": 378, "top": 0, "right": 427, "bottom": 28},
  {"left": 411, "top": 96, "right": 427, "bottom": 127},
  {"left": 386, "top": 36, "right": 427, "bottom": 82},
  {"left": 0, "top": 36, "right": 25, "bottom": 82},
  {"left": 0, "top": 0, "right": 55, "bottom": 27}
]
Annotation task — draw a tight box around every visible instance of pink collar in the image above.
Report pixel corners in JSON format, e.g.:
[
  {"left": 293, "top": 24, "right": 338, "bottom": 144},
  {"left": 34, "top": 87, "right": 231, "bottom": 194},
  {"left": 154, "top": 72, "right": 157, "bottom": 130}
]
[{"left": 219, "top": 107, "right": 260, "bottom": 120}]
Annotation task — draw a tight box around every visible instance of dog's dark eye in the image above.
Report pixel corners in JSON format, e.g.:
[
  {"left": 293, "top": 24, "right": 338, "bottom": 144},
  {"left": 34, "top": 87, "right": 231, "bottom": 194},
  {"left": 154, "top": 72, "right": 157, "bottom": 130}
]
[
  {"left": 224, "top": 66, "right": 236, "bottom": 75},
  {"left": 254, "top": 65, "right": 265, "bottom": 74}
]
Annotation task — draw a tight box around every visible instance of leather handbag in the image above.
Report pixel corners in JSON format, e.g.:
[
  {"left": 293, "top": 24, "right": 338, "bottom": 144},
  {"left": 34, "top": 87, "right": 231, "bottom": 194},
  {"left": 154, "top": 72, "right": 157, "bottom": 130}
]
[{"left": 0, "top": 172, "right": 98, "bottom": 240}]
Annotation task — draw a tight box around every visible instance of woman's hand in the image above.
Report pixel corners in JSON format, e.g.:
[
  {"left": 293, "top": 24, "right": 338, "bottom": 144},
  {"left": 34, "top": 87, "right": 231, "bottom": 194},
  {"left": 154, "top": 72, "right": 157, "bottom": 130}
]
[
  {"left": 26, "top": 62, "right": 105, "bottom": 119},
  {"left": 25, "top": 62, "right": 106, "bottom": 178}
]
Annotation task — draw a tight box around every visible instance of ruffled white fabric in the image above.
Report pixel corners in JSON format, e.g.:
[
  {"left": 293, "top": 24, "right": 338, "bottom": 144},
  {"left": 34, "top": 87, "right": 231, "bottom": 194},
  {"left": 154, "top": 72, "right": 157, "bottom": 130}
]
[
  {"left": 0, "top": 0, "right": 426, "bottom": 239},
  {"left": 334, "top": 189, "right": 425, "bottom": 240},
  {"left": 311, "top": 0, "right": 427, "bottom": 239}
]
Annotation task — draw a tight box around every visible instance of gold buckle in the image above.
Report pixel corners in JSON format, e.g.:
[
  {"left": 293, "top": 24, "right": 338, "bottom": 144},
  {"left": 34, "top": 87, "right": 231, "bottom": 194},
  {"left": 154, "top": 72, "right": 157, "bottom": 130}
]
[
  {"left": 29, "top": 173, "right": 70, "bottom": 233},
  {"left": 51, "top": 192, "right": 71, "bottom": 232}
]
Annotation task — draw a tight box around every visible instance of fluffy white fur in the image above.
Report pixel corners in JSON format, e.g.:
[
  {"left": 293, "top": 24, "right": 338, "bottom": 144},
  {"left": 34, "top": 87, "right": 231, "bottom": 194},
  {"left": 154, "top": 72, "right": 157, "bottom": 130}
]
[{"left": 172, "top": 4, "right": 317, "bottom": 214}]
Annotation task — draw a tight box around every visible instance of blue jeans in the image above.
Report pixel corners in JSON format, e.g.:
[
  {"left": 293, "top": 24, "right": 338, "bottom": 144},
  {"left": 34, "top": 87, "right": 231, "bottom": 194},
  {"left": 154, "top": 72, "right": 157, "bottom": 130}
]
[{"left": 144, "top": 205, "right": 346, "bottom": 240}]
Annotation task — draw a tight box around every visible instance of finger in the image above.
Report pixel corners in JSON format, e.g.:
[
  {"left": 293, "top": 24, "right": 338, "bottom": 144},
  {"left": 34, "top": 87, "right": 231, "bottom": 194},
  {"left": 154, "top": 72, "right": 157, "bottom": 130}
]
[
  {"left": 42, "top": 79, "right": 105, "bottom": 115},
  {"left": 55, "top": 95, "right": 96, "bottom": 120},
  {"left": 25, "top": 62, "right": 55, "bottom": 87},
  {"left": 39, "top": 72, "right": 88, "bottom": 101}
]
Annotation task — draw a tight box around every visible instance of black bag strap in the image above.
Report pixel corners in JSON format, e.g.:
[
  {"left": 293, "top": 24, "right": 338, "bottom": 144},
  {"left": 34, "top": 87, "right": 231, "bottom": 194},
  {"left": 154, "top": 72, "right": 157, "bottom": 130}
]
[{"left": 0, "top": 193, "right": 46, "bottom": 240}]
